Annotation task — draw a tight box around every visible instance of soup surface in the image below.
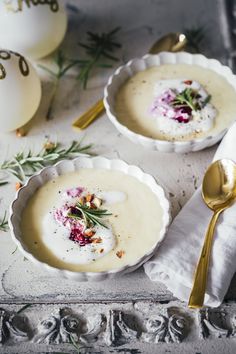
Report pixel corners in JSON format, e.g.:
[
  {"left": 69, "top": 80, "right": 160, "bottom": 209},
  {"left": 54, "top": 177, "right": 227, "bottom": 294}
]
[
  {"left": 21, "top": 168, "right": 164, "bottom": 272},
  {"left": 115, "top": 64, "right": 236, "bottom": 141}
]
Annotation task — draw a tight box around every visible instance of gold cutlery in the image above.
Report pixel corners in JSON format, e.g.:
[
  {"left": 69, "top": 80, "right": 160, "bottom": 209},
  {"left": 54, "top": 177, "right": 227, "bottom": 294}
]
[
  {"left": 72, "top": 32, "right": 187, "bottom": 130},
  {"left": 188, "top": 159, "right": 236, "bottom": 308}
]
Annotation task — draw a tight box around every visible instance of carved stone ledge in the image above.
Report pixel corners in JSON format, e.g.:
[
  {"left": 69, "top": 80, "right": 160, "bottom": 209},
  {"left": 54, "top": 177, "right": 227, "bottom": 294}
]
[
  {"left": 0, "top": 308, "right": 29, "bottom": 345},
  {"left": 33, "top": 308, "right": 81, "bottom": 344},
  {"left": 104, "top": 310, "right": 140, "bottom": 347},
  {"left": 198, "top": 308, "right": 231, "bottom": 339},
  {"left": 0, "top": 301, "right": 236, "bottom": 351},
  {"left": 142, "top": 313, "right": 186, "bottom": 343}
]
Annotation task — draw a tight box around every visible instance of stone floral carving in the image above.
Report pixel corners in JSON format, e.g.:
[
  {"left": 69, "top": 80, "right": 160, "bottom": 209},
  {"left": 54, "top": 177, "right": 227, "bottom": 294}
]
[
  {"left": 230, "top": 313, "right": 236, "bottom": 337},
  {"left": 142, "top": 313, "right": 186, "bottom": 343},
  {"left": 104, "top": 310, "right": 139, "bottom": 347},
  {"left": 33, "top": 308, "right": 80, "bottom": 344},
  {"left": 0, "top": 308, "right": 28, "bottom": 344},
  {"left": 198, "top": 309, "right": 229, "bottom": 339},
  {"left": 80, "top": 314, "right": 107, "bottom": 344}
]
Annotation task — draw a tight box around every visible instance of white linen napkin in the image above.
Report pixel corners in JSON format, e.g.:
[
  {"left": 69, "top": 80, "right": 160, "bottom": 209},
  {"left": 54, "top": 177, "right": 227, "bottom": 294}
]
[{"left": 144, "top": 122, "right": 236, "bottom": 307}]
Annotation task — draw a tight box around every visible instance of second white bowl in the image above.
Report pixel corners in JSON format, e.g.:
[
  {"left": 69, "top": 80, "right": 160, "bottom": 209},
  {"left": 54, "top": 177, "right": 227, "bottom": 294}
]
[{"left": 104, "top": 52, "right": 236, "bottom": 153}]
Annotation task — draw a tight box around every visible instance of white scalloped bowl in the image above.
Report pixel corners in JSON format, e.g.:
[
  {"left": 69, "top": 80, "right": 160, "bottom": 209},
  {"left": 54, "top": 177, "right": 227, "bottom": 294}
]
[
  {"left": 104, "top": 52, "right": 236, "bottom": 153},
  {"left": 9, "top": 156, "right": 170, "bottom": 281}
]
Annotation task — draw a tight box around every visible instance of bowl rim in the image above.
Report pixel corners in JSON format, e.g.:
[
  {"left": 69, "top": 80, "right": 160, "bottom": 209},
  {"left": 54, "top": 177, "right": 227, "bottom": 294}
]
[
  {"left": 9, "top": 156, "right": 171, "bottom": 280},
  {"left": 103, "top": 51, "right": 236, "bottom": 151}
]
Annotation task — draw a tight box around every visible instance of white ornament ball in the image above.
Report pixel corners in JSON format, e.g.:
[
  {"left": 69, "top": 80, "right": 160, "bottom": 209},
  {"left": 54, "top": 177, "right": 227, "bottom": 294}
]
[
  {"left": 0, "top": 0, "right": 67, "bottom": 60},
  {"left": 0, "top": 49, "right": 41, "bottom": 132}
]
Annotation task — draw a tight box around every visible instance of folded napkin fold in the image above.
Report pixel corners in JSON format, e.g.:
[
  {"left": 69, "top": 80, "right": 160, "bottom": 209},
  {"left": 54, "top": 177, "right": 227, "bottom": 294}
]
[{"left": 144, "top": 122, "right": 236, "bottom": 307}]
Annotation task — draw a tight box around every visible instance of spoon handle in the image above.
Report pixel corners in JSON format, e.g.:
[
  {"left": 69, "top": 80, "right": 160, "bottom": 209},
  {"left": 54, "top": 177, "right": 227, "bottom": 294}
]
[
  {"left": 188, "top": 209, "right": 222, "bottom": 309},
  {"left": 72, "top": 99, "right": 104, "bottom": 130}
]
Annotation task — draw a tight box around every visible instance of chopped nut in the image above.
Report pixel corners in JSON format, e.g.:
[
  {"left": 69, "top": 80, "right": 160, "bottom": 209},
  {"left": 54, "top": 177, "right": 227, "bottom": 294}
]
[
  {"left": 15, "top": 182, "right": 22, "bottom": 191},
  {"left": 84, "top": 229, "right": 95, "bottom": 237},
  {"left": 16, "top": 128, "right": 26, "bottom": 137},
  {"left": 93, "top": 197, "right": 102, "bottom": 208},
  {"left": 79, "top": 196, "right": 86, "bottom": 205},
  {"left": 184, "top": 80, "right": 192, "bottom": 85},
  {"left": 44, "top": 141, "right": 56, "bottom": 151},
  {"left": 116, "top": 250, "right": 125, "bottom": 259},
  {"left": 99, "top": 248, "right": 104, "bottom": 253},
  {"left": 86, "top": 194, "right": 94, "bottom": 202},
  {"left": 92, "top": 237, "right": 102, "bottom": 244}
]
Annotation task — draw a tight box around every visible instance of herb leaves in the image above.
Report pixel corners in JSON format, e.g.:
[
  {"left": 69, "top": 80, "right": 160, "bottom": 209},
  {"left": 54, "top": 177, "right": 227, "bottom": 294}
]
[
  {"left": 171, "top": 88, "right": 199, "bottom": 112},
  {"left": 171, "top": 88, "right": 211, "bottom": 112},
  {"left": 39, "top": 28, "right": 121, "bottom": 119},
  {"left": 68, "top": 202, "right": 112, "bottom": 229},
  {"left": 0, "top": 211, "right": 8, "bottom": 232},
  {"left": 0, "top": 141, "right": 93, "bottom": 183},
  {"left": 77, "top": 27, "right": 121, "bottom": 89}
]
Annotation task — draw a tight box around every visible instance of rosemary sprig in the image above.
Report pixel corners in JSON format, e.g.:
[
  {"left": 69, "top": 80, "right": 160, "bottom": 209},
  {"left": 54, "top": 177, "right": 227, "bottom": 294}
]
[
  {"left": 17, "top": 304, "right": 32, "bottom": 314},
  {"left": 171, "top": 88, "right": 199, "bottom": 111},
  {"left": 0, "top": 211, "right": 8, "bottom": 232},
  {"left": 202, "top": 94, "right": 211, "bottom": 108},
  {"left": 39, "top": 27, "right": 121, "bottom": 118},
  {"left": 77, "top": 27, "right": 122, "bottom": 89},
  {"left": 0, "top": 141, "right": 93, "bottom": 183},
  {"left": 39, "top": 51, "right": 81, "bottom": 120},
  {"left": 69, "top": 334, "right": 81, "bottom": 354},
  {"left": 68, "top": 202, "right": 112, "bottom": 229},
  {"left": 0, "top": 181, "right": 8, "bottom": 187}
]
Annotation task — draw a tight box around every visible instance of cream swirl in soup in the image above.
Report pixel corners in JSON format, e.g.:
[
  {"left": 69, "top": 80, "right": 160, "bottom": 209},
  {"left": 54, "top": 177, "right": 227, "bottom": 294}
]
[{"left": 21, "top": 169, "right": 164, "bottom": 272}]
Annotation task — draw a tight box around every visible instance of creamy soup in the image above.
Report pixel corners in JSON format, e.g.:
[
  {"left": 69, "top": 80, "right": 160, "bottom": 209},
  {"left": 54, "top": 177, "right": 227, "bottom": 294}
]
[
  {"left": 21, "top": 169, "right": 164, "bottom": 272},
  {"left": 115, "top": 64, "right": 236, "bottom": 141}
]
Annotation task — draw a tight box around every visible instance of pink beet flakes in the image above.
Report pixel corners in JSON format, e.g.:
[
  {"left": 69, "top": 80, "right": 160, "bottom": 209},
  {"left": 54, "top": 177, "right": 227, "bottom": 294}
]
[
  {"left": 53, "top": 200, "right": 95, "bottom": 247},
  {"left": 150, "top": 89, "right": 192, "bottom": 123},
  {"left": 66, "top": 186, "right": 84, "bottom": 198},
  {"left": 69, "top": 228, "right": 93, "bottom": 246}
]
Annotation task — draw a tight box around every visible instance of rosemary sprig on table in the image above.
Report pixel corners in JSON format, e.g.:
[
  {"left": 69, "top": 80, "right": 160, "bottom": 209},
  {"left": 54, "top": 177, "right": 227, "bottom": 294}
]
[
  {"left": 0, "top": 141, "right": 93, "bottom": 183},
  {"left": 68, "top": 202, "right": 112, "bottom": 228},
  {"left": 77, "top": 27, "right": 122, "bottom": 89},
  {"left": 0, "top": 181, "right": 8, "bottom": 187},
  {"left": 39, "top": 27, "right": 121, "bottom": 118},
  {"left": 39, "top": 51, "right": 80, "bottom": 120},
  {"left": 0, "top": 211, "right": 8, "bottom": 232}
]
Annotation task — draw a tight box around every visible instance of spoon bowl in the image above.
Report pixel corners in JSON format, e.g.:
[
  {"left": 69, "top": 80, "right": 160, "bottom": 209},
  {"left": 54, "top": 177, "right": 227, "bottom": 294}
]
[
  {"left": 202, "top": 159, "right": 236, "bottom": 211},
  {"left": 189, "top": 159, "right": 236, "bottom": 308},
  {"left": 149, "top": 32, "right": 187, "bottom": 54}
]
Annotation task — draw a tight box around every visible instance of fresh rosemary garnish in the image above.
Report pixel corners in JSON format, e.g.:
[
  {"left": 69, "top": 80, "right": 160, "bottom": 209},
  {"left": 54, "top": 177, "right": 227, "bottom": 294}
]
[
  {"left": 68, "top": 202, "right": 112, "bottom": 229},
  {"left": 77, "top": 27, "right": 121, "bottom": 89},
  {"left": 0, "top": 211, "right": 8, "bottom": 232},
  {"left": 202, "top": 94, "right": 212, "bottom": 108},
  {"left": 0, "top": 140, "right": 93, "bottom": 183},
  {"left": 171, "top": 88, "right": 199, "bottom": 112}
]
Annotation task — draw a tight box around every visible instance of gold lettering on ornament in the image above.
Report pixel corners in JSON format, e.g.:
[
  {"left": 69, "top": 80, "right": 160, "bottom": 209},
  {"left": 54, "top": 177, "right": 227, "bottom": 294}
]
[
  {"left": 4, "top": 0, "right": 59, "bottom": 13},
  {"left": 0, "top": 50, "right": 30, "bottom": 80}
]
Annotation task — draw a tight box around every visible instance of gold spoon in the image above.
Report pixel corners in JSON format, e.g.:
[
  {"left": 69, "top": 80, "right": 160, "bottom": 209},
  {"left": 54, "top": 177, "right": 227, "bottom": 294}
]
[
  {"left": 72, "top": 32, "right": 187, "bottom": 130},
  {"left": 188, "top": 159, "right": 236, "bottom": 309}
]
